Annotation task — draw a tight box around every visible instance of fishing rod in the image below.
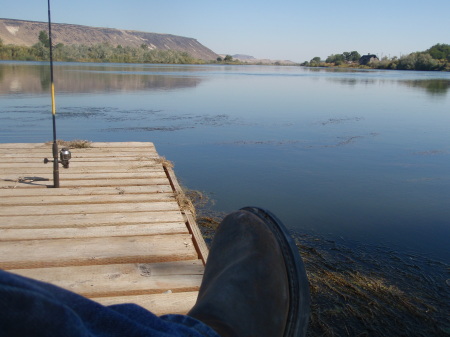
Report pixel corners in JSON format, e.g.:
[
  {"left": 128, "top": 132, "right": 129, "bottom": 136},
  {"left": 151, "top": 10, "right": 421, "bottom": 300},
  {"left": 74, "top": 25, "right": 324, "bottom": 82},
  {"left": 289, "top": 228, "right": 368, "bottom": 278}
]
[
  {"left": 43, "top": 0, "right": 71, "bottom": 187},
  {"left": 48, "top": 0, "right": 59, "bottom": 188}
]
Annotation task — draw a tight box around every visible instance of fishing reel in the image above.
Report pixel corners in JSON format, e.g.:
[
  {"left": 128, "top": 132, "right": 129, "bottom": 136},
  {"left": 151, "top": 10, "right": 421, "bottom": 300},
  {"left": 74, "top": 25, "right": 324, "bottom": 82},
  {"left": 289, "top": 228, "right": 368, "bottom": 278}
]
[{"left": 44, "top": 147, "right": 72, "bottom": 168}]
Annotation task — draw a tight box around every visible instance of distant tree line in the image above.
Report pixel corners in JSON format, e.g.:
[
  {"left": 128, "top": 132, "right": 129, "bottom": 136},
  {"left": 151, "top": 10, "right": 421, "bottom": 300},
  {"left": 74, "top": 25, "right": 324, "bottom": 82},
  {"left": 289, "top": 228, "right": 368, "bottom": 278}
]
[
  {"left": 302, "top": 51, "right": 361, "bottom": 66},
  {"left": 0, "top": 31, "right": 204, "bottom": 64},
  {"left": 301, "top": 44, "right": 450, "bottom": 71},
  {"left": 216, "top": 55, "right": 236, "bottom": 63},
  {"left": 326, "top": 51, "right": 361, "bottom": 65},
  {"left": 370, "top": 44, "right": 450, "bottom": 71}
]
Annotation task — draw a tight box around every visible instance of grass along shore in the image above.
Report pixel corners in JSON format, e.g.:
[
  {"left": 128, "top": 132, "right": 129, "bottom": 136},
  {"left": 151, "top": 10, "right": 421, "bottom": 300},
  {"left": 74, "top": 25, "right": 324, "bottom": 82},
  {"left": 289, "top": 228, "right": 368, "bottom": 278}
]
[{"left": 188, "top": 190, "right": 450, "bottom": 336}]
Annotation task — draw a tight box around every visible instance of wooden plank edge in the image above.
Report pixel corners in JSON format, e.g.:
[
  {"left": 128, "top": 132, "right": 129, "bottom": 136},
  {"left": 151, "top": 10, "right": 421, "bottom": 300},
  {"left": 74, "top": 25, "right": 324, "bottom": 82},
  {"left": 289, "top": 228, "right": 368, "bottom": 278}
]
[
  {"left": 92, "top": 291, "right": 198, "bottom": 316},
  {"left": 164, "top": 166, "right": 209, "bottom": 265},
  {"left": 0, "top": 142, "right": 155, "bottom": 149}
]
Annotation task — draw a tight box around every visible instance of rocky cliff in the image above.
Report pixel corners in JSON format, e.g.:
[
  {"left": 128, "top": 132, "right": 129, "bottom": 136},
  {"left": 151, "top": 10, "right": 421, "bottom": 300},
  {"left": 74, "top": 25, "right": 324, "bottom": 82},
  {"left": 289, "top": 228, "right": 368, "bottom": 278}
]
[{"left": 0, "top": 18, "right": 218, "bottom": 60}]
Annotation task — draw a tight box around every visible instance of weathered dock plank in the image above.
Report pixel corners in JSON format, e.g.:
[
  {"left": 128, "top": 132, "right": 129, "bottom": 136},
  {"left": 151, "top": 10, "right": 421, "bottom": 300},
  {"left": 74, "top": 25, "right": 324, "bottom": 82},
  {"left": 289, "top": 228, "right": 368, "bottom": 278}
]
[
  {"left": 0, "top": 161, "right": 162, "bottom": 169},
  {"left": 0, "top": 234, "right": 198, "bottom": 269},
  {"left": 0, "top": 211, "right": 185, "bottom": 228},
  {"left": 95, "top": 292, "right": 199, "bottom": 315},
  {"left": 0, "top": 185, "right": 173, "bottom": 197},
  {"left": 0, "top": 142, "right": 156, "bottom": 149},
  {"left": 0, "top": 177, "right": 170, "bottom": 188},
  {"left": 0, "top": 201, "right": 181, "bottom": 216},
  {"left": 0, "top": 222, "right": 189, "bottom": 241},
  {"left": 0, "top": 142, "right": 207, "bottom": 315},
  {"left": 9, "top": 260, "right": 203, "bottom": 297},
  {"left": 0, "top": 171, "right": 168, "bottom": 181},
  {"left": 0, "top": 192, "right": 176, "bottom": 206},
  {"left": 0, "top": 151, "right": 159, "bottom": 158}
]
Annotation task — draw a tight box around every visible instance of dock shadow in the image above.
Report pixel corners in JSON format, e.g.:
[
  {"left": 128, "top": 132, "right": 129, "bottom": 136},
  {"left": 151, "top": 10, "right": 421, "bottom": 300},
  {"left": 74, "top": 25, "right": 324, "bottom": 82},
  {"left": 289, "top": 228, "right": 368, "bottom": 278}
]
[{"left": 2, "top": 176, "right": 50, "bottom": 188}]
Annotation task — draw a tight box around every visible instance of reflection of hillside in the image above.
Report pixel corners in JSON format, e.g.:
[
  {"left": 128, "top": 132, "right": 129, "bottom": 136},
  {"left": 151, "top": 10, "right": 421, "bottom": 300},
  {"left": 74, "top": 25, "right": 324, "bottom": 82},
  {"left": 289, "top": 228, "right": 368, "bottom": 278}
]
[
  {"left": 0, "top": 62, "right": 203, "bottom": 95},
  {"left": 0, "top": 63, "right": 49, "bottom": 94}
]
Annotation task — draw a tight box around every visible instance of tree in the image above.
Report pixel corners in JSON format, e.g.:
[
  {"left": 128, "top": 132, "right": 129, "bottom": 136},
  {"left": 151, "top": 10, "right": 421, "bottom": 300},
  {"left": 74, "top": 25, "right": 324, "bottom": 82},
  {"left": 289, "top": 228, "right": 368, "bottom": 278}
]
[
  {"left": 326, "top": 54, "right": 345, "bottom": 64},
  {"left": 348, "top": 51, "right": 361, "bottom": 62},
  {"left": 310, "top": 56, "right": 321, "bottom": 64},
  {"left": 217, "top": 56, "right": 223, "bottom": 62},
  {"left": 224, "top": 55, "right": 233, "bottom": 62},
  {"left": 343, "top": 52, "right": 350, "bottom": 61},
  {"left": 341, "top": 51, "right": 361, "bottom": 62},
  {"left": 415, "top": 53, "right": 438, "bottom": 70},
  {"left": 427, "top": 43, "right": 450, "bottom": 61},
  {"left": 32, "top": 42, "right": 49, "bottom": 59},
  {"left": 38, "top": 31, "right": 50, "bottom": 48},
  {"left": 397, "top": 52, "right": 438, "bottom": 71}
]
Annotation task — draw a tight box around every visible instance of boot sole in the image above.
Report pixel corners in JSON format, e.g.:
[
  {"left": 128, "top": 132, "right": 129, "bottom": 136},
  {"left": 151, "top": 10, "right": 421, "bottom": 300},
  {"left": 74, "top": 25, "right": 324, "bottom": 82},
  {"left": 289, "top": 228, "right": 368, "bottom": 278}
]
[{"left": 241, "top": 207, "right": 310, "bottom": 337}]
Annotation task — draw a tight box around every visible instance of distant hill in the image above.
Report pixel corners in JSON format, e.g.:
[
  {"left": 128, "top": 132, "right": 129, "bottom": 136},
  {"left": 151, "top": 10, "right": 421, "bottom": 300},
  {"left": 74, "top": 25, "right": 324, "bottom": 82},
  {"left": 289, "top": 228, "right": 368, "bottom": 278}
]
[
  {"left": 232, "top": 54, "right": 256, "bottom": 60},
  {"left": 218, "top": 53, "right": 296, "bottom": 65},
  {"left": 0, "top": 18, "right": 218, "bottom": 60}
]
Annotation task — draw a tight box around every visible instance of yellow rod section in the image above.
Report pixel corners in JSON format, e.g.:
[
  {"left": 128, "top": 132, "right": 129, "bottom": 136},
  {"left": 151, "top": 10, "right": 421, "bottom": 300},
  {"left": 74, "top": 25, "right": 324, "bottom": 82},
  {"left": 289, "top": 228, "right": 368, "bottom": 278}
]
[{"left": 51, "top": 82, "right": 56, "bottom": 115}]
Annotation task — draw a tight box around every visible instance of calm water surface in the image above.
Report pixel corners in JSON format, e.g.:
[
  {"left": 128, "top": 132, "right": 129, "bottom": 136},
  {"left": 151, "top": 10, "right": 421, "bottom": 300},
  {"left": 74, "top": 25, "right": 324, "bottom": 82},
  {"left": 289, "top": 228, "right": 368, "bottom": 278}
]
[{"left": 1, "top": 61, "right": 449, "bottom": 262}]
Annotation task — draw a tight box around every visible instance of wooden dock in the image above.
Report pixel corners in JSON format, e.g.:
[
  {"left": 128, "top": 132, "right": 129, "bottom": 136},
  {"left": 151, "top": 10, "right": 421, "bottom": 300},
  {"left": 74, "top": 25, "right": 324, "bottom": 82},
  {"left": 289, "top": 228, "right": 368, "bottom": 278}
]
[{"left": 0, "top": 142, "right": 208, "bottom": 315}]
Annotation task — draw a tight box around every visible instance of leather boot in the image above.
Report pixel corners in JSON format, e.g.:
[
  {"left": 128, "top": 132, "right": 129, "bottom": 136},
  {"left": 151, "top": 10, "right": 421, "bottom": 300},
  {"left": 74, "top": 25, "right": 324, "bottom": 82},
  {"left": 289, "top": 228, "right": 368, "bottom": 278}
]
[{"left": 188, "top": 207, "right": 310, "bottom": 337}]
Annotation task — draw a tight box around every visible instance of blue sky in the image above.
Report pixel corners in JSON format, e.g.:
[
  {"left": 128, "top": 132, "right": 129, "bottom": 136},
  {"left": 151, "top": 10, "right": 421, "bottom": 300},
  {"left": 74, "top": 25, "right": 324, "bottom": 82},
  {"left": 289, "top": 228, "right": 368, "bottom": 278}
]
[{"left": 3, "top": 0, "right": 450, "bottom": 62}]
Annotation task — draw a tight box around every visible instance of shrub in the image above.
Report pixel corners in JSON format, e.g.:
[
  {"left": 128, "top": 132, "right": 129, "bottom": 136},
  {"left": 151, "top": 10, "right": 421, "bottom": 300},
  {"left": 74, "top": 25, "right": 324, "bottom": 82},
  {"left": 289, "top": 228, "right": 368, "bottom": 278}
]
[{"left": 397, "top": 53, "right": 438, "bottom": 71}]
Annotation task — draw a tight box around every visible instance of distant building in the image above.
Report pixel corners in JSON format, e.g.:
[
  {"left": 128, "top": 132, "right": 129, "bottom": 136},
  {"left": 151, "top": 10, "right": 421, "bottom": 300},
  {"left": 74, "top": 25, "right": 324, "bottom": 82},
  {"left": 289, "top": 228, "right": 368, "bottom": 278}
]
[{"left": 359, "top": 54, "right": 379, "bottom": 65}]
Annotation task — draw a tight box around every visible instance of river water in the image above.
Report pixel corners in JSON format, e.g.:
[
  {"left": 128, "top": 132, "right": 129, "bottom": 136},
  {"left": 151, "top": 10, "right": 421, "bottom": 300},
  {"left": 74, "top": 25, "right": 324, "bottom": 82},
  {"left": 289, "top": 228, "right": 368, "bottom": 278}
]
[{"left": 1, "top": 61, "right": 449, "bottom": 263}]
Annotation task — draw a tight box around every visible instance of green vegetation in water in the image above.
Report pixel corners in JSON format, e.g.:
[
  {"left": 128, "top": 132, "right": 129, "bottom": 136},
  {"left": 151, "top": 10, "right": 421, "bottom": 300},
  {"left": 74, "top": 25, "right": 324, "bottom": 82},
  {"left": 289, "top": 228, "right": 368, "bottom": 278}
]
[
  {"left": 185, "top": 190, "right": 450, "bottom": 337},
  {"left": 302, "top": 44, "right": 450, "bottom": 71}
]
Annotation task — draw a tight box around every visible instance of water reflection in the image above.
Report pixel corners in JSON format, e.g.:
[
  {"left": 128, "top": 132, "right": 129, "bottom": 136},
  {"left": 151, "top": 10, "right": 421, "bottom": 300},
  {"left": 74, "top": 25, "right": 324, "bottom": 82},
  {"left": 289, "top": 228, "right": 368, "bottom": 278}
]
[
  {"left": 326, "top": 77, "right": 377, "bottom": 86},
  {"left": 304, "top": 67, "right": 368, "bottom": 73},
  {"left": 3, "top": 62, "right": 449, "bottom": 98},
  {"left": 326, "top": 76, "right": 449, "bottom": 96},
  {"left": 0, "top": 62, "right": 204, "bottom": 95},
  {"left": 401, "top": 79, "right": 450, "bottom": 96}
]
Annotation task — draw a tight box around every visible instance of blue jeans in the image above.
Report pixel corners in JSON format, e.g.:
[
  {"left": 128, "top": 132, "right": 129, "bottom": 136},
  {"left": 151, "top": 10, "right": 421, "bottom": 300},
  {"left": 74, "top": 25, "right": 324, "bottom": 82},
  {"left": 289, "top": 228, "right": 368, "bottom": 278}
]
[{"left": 0, "top": 270, "right": 220, "bottom": 337}]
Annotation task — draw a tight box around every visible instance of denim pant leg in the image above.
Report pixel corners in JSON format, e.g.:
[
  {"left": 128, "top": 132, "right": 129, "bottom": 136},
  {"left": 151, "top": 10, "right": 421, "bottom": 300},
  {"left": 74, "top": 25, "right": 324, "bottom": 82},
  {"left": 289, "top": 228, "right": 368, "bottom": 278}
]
[{"left": 0, "top": 270, "right": 220, "bottom": 337}]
